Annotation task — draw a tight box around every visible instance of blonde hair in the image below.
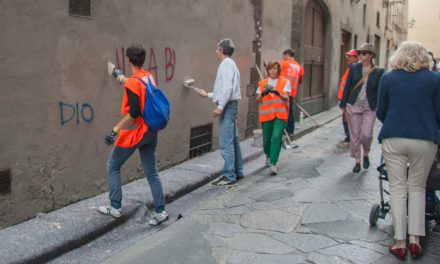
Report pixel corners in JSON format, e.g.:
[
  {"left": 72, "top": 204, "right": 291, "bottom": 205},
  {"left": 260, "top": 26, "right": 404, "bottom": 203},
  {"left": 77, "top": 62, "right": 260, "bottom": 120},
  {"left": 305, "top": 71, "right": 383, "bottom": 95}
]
[{"left": 390, "top": 41, "right": 430, "bottom": 72}]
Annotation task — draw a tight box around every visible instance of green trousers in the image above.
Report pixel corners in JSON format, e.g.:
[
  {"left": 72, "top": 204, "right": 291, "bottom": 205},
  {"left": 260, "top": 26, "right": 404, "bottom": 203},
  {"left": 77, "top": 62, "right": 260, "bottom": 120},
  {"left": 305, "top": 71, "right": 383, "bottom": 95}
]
[{"left": 262, "top": 118, "right": 286, "bottom": 165}]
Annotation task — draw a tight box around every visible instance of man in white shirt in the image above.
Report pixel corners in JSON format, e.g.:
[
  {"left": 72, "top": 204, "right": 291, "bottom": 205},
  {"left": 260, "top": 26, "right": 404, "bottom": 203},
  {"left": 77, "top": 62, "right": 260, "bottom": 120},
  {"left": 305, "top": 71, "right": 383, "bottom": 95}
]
[{"left": 196, "top": 38, "right": 244, "bottom": 186}]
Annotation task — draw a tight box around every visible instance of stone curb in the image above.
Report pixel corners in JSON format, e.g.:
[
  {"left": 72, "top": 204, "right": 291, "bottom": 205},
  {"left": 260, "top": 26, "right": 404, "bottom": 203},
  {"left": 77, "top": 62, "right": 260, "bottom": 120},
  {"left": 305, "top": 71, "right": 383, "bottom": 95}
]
[{"left": 0, "top": 106, "right": 341, "bottom": 264}]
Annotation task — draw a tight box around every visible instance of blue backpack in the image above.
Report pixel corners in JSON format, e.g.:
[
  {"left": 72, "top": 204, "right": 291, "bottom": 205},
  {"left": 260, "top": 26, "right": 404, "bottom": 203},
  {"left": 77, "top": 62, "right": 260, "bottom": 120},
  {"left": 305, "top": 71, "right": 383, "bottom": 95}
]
[{"left": 134, "top": 77, "right": 170, "bottom": 131}]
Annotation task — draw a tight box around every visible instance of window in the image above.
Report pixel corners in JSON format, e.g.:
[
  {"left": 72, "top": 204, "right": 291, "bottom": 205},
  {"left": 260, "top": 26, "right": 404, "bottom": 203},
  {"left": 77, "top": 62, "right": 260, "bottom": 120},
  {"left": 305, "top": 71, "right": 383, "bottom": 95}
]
[
  {"left": 0, "top": 168, "right": 11, "bottom": 195},
  {"left": 189, "top": 124, "right": 213, "bottom": 158},
  {"left": 375, "top": 35, "right": 381, "bottom": 65},
  {"left": 354, "top": 35, "right": 358, "bottom": 49},
  {"left": 363, "top": 4, "right": 366, "bottom": 27},
  {"left": 376, "top": 12, "right": 380, "bottom": 28},
  {"left": 68, "top": 0, "right": 92, "bottom": 18}
]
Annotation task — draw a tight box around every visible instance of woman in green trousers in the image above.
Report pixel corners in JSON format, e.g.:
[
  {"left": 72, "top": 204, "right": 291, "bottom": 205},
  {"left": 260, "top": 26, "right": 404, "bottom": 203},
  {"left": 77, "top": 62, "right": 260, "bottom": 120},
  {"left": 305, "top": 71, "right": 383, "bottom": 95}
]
[{"left": 256, "top": 61, "right": 291, "bottom": 175}]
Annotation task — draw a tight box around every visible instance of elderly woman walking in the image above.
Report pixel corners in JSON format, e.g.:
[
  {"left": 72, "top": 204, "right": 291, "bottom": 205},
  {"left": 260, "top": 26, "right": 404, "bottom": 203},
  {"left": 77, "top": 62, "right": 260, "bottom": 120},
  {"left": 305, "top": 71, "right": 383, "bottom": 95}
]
[
  {"left": 377, "top": 41, "right": 440, "bottom": 260},
  {"left": 256, "top": 61, "right": 290, "bottom": 175},
  {"left": 340, "top": 43, "right": 384, "bottom": 173}
]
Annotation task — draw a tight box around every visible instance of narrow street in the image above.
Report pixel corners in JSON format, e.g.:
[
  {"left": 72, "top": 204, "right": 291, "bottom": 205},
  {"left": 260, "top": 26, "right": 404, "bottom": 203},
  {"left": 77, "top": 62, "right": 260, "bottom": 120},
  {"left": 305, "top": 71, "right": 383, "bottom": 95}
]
[{"left": 54, "top": 118, "right": 440, "bottom": 264}]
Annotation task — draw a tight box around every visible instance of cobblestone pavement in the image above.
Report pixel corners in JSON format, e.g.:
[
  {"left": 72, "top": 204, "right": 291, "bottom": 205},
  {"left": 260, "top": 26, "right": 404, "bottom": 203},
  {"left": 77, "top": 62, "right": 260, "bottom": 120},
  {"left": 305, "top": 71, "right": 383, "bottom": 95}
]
[{"left": 104, "top": 119, "right": 440, "bottom": 264}]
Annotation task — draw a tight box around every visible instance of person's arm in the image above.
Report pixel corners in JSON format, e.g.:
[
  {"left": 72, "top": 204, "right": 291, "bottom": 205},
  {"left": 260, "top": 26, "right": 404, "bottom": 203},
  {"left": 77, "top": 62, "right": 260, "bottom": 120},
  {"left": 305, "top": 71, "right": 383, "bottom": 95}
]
[
  {"left": 434, "top": 76, "right": 440, "bottom": 128},
  {"left": 256, "top": 85, "right": 263, "bottom": 103},
  {"left": 376, "top": 74, "right": 389, "bottom": 123},
  {"left": 279, "top": 80, "right": 291, "bottom": 101},
  {"left": 298, "top": 66, "right": 304, "bottom": 85},
  {"left": 105, "top": 88, "right": 139, "bottom": 145}
]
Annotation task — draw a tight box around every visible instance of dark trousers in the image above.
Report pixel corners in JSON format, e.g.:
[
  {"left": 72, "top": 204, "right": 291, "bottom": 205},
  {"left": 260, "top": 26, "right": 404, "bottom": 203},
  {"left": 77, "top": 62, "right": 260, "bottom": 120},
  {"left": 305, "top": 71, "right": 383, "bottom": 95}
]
[
  {"left": 342, "top": 109, "right": 350, "bottom": 142},
  {"left": 285, "top": 96, "right": 295, "bottom": 135}
]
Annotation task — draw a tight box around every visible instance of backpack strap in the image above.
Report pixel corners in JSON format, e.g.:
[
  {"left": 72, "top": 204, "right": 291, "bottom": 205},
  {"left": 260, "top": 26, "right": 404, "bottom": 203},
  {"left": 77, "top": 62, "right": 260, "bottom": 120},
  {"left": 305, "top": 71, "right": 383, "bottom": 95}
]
[
  {"left": 133, "top": 76, "right": 151, "bottom": 87},
  {"left": 348, "top": 66, "right": 376, "bottom": 99}
]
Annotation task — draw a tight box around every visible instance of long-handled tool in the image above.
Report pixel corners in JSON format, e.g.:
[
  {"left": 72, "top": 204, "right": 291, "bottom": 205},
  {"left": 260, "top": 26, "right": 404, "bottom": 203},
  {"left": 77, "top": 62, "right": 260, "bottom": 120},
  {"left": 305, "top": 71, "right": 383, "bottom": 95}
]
[
  {"left": 183, "top": 78, "right": 205, "bottom": 94},
  {"left": 255, "top": 64, "right": 319, "bottom": 126}
]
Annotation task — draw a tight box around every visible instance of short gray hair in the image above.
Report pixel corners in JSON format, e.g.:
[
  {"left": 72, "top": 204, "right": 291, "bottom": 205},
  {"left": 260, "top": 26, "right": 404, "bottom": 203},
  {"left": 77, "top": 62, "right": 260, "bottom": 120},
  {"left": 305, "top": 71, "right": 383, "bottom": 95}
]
[
  {"left": 390, "top": 41, "right": 430, "bottom": 72},
  {"left": 217, "top": 38, "right": 235, "bottom": 56}
]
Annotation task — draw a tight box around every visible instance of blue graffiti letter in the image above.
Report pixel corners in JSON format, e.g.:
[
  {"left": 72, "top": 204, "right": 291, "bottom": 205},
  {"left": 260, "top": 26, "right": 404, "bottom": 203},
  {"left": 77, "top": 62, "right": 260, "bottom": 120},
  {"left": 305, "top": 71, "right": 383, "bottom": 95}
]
[
  {"left": 59, "top": 102, "right": 75, "bottom": 126},
  {"left": 81, "top": 103, "right": 94, "bottom": 123}
]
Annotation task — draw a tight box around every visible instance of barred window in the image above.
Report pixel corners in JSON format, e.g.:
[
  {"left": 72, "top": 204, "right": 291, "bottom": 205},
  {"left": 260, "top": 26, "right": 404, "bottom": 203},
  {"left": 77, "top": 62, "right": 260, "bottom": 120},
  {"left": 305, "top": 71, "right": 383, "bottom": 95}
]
[
  {"left": 189, "top": 124, "right": 213, "bottom": 158},
  {"left": 0, "top": 168, "right": 11, "bottom": 195}
]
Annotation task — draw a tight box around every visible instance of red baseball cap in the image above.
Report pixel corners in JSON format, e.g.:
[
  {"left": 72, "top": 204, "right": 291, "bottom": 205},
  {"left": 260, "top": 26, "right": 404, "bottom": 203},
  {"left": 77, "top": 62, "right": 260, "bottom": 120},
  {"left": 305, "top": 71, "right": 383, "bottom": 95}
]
[{"left": 345, "top": 49, "right": 359, "bottom": 57}]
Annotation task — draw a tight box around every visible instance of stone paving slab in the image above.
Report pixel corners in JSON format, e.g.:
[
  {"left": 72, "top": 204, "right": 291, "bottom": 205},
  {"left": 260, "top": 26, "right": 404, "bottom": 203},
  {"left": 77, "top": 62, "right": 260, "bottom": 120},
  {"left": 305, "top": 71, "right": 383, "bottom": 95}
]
[
  {"left": 318, "top": 244, "right": 384, "bottom": 264},
  {"left": 273, "top": 232, "right": 339, "bottom": 253},
  {"left": 223, "top": 233, "right": 295, "bottom": 254},
  {"left": 301, "top": 203, "right": 350, "bottom": 224},
  {"left": 240, "top": 207, "right": 301, "bottom": 232}
]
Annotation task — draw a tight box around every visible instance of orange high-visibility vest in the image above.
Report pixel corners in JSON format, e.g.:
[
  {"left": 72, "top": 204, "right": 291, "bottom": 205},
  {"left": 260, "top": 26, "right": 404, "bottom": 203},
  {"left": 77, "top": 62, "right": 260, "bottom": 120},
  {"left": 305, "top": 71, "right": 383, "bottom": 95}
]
[
  {"left": 258, "top": 78, "right": 289, "bottom": 123},
  {"left": 280, "top": 59, "right": 304, "bottom": 97},
  {"left": 338, "top": 68, "right": 350, "bottom": 100},
  {"left": 115, "top": 69, "right": 155, "bottom": 148}
]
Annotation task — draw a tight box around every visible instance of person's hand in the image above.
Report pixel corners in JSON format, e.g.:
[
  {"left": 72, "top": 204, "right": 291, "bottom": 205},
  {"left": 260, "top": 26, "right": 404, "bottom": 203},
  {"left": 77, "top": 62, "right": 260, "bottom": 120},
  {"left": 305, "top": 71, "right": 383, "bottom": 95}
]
[
  {"left": 261, "top": 89, "right": 270, "bottom": 97},
  {"left": 263, "top": 84, "right": 274, "bottom": 91},
  {"left": 194, "top": 88, "right": 208, "bottom": 97},
  {"left": 270, "top": 90, "right": 280, "bottom": 96},
  {"left": 105, "top": 130, "right": 118, "bottom": 145},
  {"left": 213, "top": 108, "right": 223, "bottom": 117}
]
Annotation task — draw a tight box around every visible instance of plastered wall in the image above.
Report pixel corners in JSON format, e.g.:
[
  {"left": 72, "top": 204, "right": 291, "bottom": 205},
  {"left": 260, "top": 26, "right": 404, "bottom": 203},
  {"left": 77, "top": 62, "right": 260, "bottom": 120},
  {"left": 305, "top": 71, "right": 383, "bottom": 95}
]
[{"left": 0, "top": 0, "right": 255, "bottom": 227}]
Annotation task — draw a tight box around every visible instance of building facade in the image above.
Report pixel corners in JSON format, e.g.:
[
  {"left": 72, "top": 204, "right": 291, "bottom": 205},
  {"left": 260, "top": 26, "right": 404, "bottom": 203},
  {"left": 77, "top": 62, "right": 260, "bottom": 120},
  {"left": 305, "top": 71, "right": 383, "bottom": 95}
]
[
  {"left": 0, "top": 0, "right": 407, "bottom": 228},
  {"left": 407, "top": 0, "right": 440, "bottom": 64}
]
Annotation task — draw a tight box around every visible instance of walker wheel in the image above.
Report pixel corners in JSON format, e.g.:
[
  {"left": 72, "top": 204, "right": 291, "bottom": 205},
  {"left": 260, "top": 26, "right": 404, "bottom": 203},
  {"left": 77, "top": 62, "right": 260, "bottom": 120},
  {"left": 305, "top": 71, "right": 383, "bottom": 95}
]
[{"left": 369, "top": 203, "right": 381, "bottom": 227}]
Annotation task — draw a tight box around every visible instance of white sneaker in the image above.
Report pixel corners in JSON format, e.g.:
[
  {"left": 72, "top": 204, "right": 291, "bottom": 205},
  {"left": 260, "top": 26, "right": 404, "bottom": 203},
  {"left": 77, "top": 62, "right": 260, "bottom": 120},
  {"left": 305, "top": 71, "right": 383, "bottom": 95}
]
[
  {"left": 98, "top": 206, "right": 121, "bottom": 218},
  {"left": 148, "top": 211, "right": 169, "bottom": 226},
  {"left": 270, "top": 165, "right": 278, "bottom": 176},
  {"left": 265, "top": 157, "right": 271, "bottom": 167}
]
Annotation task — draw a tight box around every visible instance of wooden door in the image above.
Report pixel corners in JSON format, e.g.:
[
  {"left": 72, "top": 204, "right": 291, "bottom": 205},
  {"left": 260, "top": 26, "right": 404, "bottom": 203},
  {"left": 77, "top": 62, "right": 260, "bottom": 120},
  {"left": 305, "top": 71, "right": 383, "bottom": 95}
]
[
  {"left": 340, "top": 31, "right": 351, "bottom": 79},
  {"left": 302, "top": 0, "right": 326, "bottom": 114}
]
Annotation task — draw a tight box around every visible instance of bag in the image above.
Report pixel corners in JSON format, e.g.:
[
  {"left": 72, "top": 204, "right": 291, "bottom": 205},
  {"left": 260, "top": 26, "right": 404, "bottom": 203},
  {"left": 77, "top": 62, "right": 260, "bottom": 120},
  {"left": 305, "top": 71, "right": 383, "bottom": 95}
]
[
  {"left": 427, "top": 159, "right": 440, "bottom": 190},
  {"left": 134, "top": 77, "right": 170, "bottom": 131},
  {"left": 348, "top": 66, "right": 376, "bottom": 98}
]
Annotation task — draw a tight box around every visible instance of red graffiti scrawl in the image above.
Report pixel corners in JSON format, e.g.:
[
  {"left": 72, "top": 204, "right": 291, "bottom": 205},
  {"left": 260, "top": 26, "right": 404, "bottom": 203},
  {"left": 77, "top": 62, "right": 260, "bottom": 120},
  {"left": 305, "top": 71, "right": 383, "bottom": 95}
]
[{"left": 114, "top": 47, "right": 176, "bottom": 85}]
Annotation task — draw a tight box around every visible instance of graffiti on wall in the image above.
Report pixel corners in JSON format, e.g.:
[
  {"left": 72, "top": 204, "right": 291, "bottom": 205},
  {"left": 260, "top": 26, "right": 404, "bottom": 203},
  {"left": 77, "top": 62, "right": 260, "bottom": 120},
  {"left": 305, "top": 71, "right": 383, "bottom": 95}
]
[
  {"left": 59, "top": 46, "right": 176, "bottom": 126},
  {"left": 59, "top": 102, "right": 94, "bottom": 126},
  {"left": 115, "top": 47, "right": 176, "bottom": 85}
]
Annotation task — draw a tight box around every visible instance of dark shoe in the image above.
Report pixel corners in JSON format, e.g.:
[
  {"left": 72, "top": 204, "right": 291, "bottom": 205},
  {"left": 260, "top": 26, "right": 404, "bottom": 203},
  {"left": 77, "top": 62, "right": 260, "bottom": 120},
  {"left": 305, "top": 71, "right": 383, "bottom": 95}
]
[
  {"left": 236, "top": 175, "right": 244, "bottom": 181},
  {"left": 409, "top": 243, "right": 422, "bottom": 259},
  {"left": 388, "top": 246, "right": 407, "bottom": 261},
  {"left": 352, "top": 163, "right": 361, "bottom": 173},
  {"left": 211, "top": 176, "right": 237, "bottom": 186},
  {"left": 363, "top": 156, "right": 370, "bottom": 169},
  {"left": 337, "top": 141, "right": 349, "bottom": 148}
]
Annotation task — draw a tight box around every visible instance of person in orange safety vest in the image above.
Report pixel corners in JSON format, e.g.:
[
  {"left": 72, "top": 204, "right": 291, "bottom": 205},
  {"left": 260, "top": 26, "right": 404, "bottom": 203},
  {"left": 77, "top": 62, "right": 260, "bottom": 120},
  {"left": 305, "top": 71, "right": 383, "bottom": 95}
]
[
  {"left": 280, "top": 49, "right": 304, "bottom": 140},
  {"left": 337, "top": 49, "right": 359, "bottom": 148},
  {"left": 257, "top": 61, "right": 291, "bottom": 176},
  {"left": 99, "top": 44, "right": 168, "bottom": 226}
]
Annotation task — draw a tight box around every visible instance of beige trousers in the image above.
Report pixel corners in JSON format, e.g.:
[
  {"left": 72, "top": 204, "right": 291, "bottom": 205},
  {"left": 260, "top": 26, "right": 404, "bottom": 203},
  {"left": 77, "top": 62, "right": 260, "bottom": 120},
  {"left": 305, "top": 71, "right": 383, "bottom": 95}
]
[{"left": 382, "top": 138, "right": 437, "bottom": 240}]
